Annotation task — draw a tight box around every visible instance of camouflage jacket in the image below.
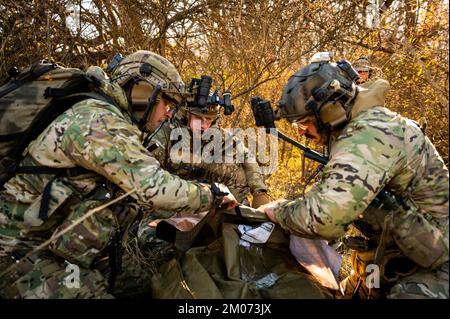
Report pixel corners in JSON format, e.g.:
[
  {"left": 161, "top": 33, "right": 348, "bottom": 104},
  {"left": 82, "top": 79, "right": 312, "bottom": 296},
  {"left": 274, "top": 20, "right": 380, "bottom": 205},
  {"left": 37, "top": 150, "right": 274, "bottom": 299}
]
[
  {"left": 274, "top": 80, "right": 449, "bottom": 268},
  {"left": 146, "top": 119, "right": 267, "bottom": 203},
  {"left": 0, "top": 97, "right": 214, "bottom": 267}
]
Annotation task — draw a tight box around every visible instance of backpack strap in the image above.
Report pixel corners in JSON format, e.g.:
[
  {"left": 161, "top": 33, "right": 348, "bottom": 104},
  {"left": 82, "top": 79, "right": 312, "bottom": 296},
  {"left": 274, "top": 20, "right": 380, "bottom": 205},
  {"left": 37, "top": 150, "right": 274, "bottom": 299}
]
[
  {"left": 55, "top": 91, "right": 120, "bottom": 110},
  {"left": 8, "top": 164, "right": 89, "bottom": 176},
  {"left": 0, "top": 132, "right": 24, "bottom": 142},
  {"left": 6, "top": 164, "right": 90, "bottom": 220}
]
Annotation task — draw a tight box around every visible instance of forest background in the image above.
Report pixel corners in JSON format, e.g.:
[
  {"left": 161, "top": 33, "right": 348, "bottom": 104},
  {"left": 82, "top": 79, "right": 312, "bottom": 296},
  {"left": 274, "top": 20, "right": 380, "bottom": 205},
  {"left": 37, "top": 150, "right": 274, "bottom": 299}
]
[{"left": 1, "top": 0, "right": 448, "bottom": 199}]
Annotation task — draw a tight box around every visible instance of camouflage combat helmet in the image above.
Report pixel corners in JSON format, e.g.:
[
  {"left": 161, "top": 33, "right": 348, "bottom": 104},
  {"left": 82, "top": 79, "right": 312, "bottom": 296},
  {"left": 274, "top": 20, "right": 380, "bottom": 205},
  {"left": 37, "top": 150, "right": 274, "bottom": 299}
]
[
  {"left": 276, "top": 59, "right": 359, "bottom": 131},
  {"left": 176, "top": 104, "right": 220, "bottom": 128},
  {"left": 353, "top": 56, "right": 371, "bottom": 72},
  {"left": 111, "top": 50, "right": 186, "bottom": 106},
  {"left": 187, "top": 104, "right": 220, "bottom": 120}
]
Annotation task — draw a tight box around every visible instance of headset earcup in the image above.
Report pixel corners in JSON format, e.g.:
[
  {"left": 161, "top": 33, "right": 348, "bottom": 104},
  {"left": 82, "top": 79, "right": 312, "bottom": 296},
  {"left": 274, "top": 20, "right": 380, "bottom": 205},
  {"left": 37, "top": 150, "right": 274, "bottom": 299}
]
[
  {"left": 319, "top": 102, "right": 348, "bottom": 130},
  {"left": 130, "top": 81, "right": 154, "bottom": 108}
]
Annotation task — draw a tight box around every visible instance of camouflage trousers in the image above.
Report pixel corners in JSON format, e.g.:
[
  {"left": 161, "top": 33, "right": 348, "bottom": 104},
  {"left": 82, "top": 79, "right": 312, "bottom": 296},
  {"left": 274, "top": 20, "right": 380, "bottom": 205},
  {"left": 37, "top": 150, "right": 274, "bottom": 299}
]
[
  {"left": 0, "top": 241, "right": 173, "bottom": 299},
  {"left": 387, "top": 261, "right": 449, "bottom": 299},
  {"left": 0, "top": 251, "right": 112, "bottom": 299},
  {"left": 340, "top": 250, "right": 449, "bottom": 299}
]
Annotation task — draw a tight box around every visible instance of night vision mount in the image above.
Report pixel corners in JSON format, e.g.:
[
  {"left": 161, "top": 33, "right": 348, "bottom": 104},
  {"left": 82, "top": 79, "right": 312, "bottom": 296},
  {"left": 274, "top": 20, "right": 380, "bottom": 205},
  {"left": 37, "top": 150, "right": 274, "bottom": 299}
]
[
  {"left": 250, "top": 96, "right": 328, "bottom": 165},
  {"left": 106, "top": 52, "right": 155, "bottom": 83},
  {"left": 106, "top": 53, "right": 124, "bottom": 74},
  {"left": 187, "top": 75, "right": 235, "bottom": 116}
]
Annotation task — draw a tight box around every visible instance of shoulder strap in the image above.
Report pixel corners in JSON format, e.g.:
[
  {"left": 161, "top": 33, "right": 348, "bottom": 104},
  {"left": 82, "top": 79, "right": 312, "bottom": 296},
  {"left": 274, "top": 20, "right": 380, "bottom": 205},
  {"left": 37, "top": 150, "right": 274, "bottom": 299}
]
[
  {"left": 6, "top": 164, "right": 90, "bottom": 221},
  {"left": 8, "top": 164, "right": 89, "bottom": 176},
  {"left": 55, "top": 91, "right": 119, "bottom": 109}
]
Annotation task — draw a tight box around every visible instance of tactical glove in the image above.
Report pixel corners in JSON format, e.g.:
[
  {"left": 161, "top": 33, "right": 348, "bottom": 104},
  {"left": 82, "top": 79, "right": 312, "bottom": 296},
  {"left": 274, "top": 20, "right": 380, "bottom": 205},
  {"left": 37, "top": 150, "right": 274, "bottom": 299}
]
[{"left": 211, "top": 182, "right": 237, "bottom": 210}]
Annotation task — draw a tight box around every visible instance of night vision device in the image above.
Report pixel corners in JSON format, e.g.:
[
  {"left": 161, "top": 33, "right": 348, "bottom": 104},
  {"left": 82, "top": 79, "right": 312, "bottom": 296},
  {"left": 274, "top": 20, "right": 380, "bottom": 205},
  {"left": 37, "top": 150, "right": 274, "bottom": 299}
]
[{"left": 186, "top": 75, "right": 235, "bottom": 116}]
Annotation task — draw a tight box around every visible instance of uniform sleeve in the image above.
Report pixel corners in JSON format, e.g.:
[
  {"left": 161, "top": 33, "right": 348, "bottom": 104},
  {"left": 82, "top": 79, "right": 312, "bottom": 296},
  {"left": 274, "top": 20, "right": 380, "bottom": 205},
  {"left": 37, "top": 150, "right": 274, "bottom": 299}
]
[
  {"left": 60, "top": 102, "right": 213, "bottom": 213},
  {"left": 274, "top": 123, "right": 404, "bottom": 240},
  {"left": 235, "top": 136, "right": 267, "bottom": 192}
]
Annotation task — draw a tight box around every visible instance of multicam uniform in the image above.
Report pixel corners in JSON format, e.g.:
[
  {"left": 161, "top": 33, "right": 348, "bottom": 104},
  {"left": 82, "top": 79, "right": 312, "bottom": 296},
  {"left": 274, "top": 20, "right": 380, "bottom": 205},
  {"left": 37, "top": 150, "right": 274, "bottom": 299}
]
[
  {"left": 147, "top": 117, "right": 267, "bottom": 204},
  {"left": 0, "top": 93, "right": 214, "bottom": 298},
  {"left": 273, "top": 80, "right": 449, "bottom": 298}
]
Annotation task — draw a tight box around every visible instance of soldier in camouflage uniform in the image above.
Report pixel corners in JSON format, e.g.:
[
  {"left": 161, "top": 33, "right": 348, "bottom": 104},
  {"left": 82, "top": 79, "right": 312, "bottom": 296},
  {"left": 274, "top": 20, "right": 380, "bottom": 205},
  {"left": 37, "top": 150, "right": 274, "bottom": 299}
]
[
  {"left": 147, "top": 96, "right": 271, "bottom": 207},
  {"left": 353, "top": 56, "right": 373, "bottom": 86},
  {"left": 0, "top": 50, "right": 236, "bottom": 298},
  {"left": 258, "top": 58, "right": 449, "bottom": 298}
]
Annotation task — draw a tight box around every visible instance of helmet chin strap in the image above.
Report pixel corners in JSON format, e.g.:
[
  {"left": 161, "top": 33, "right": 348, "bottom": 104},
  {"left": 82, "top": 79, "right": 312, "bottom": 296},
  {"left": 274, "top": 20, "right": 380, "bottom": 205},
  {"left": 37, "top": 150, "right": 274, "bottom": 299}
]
[
  {"left": 304, "top": 96, "right": 329, "bottom": 133},
  {"left": 138, "top": 84, "right": 162, "bottom": 132}
]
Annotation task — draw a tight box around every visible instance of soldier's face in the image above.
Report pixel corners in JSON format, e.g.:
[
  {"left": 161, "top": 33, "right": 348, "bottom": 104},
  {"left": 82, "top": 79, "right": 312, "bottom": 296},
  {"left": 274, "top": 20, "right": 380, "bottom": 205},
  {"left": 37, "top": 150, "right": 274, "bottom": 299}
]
[
  {"left": 295, "top": 120, "right": 325, "bottom": 145},
  {"left": 357, "top": 71, "right": 369, "bottom": 84},
  {"left": 146, "top": 98, "right": 174, "bottom": 132},
  {"left": 189, "top": 114, "right": 213, "bottom": 133}
]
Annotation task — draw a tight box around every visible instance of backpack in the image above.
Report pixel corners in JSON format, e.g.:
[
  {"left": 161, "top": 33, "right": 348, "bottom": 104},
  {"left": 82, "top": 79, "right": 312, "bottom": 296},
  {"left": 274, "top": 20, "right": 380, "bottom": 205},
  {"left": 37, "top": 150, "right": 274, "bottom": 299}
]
[{"left": 0, "top": 60, "right": 118, "bottom": 218}]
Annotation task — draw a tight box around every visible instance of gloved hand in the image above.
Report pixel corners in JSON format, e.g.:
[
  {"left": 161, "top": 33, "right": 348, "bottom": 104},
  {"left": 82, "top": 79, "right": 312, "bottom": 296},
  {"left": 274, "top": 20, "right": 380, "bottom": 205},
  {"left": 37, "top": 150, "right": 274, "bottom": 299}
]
[
  {"left": 251, "top": 190, "right": 272, "bottom": 208},
  {"left": 211, "top": 183, "right": 237, "bottom": 210}
]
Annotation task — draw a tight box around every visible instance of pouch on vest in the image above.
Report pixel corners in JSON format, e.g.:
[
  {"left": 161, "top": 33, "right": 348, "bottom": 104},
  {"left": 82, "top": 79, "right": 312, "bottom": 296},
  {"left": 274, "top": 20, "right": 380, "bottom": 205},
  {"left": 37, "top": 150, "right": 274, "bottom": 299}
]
[
  {"left": 391, "top": 210, "right": 449, "bottom": 269},
  {"left": 49, "top": 199, "right": 116, "bottom": 268}
]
